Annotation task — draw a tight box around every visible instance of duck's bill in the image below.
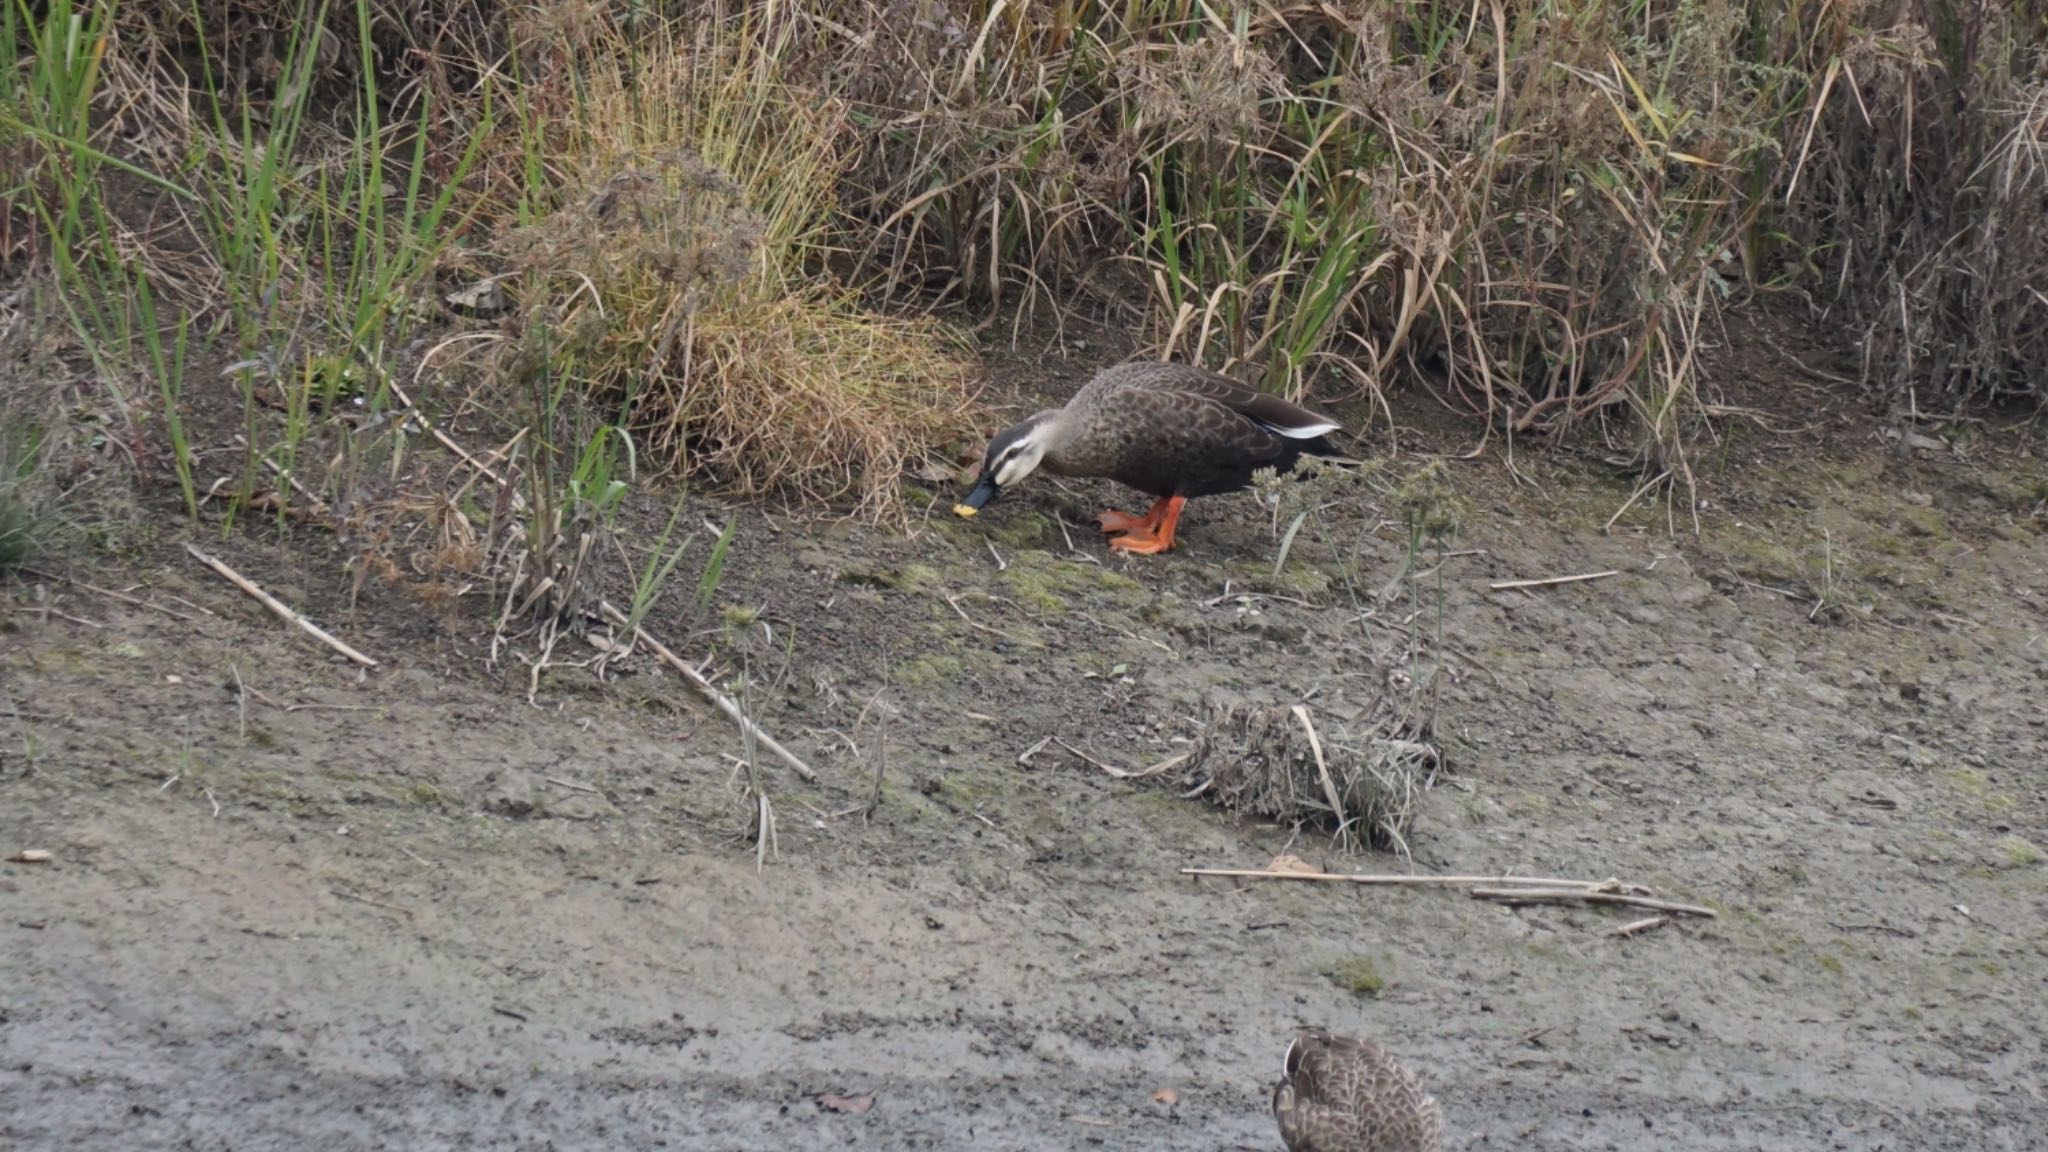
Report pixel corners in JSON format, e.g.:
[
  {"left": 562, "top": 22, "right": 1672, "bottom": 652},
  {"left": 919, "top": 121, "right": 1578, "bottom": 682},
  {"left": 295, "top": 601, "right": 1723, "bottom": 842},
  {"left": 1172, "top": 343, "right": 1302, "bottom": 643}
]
[{"left": 953, "top": 475, "right": 1000, "bottom": 518}]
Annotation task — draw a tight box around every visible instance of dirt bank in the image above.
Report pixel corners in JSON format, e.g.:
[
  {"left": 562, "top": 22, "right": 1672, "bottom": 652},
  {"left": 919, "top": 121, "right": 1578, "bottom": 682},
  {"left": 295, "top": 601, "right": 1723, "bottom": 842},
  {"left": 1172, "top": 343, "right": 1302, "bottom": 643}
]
[{"left": 4, "top": 330, "right": 2047, "bottom": 1150}]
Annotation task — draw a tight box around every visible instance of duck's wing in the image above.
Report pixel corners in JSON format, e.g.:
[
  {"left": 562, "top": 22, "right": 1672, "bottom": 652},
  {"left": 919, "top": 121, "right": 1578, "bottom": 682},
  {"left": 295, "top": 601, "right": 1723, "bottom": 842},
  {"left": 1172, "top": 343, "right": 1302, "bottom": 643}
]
[
  {"left": 1274, "top": 1091, "right": 1373, "bottom": 1152},
  {"left": 1099, "top": 361, "right": 1343, "bottom": 440},
  {"left": 1286, "top": 1033, "right": 1443, "bottom": 1152}
]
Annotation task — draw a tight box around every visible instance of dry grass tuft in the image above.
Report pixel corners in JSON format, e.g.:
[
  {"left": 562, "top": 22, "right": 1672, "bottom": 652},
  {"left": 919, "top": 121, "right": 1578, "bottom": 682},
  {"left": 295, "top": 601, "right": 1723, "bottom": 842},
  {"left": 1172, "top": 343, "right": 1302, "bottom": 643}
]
[
  {"left": 1178, "top": 701, "right": 1439, "bottom": 856},
  {"left": 497, "top": 17, "right": 979, "bottom": 522}
]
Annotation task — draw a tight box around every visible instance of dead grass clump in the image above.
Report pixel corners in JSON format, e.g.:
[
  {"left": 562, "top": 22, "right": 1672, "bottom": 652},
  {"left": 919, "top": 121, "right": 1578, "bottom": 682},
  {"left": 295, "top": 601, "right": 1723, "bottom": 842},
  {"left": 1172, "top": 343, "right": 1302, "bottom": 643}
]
[
  {"left": 1178, "top": 702, "right": 1440, "bottom": 856},
  {"left": 499, "top": 17, "right": 978, "bottom": 521},
  {"left": 1783, "top": 12, "right": 2048, "bottom": 407},
  {"left": 820, "top": 0, "right": 1823, "bottom": 487},
  {"left": 113, "top": 0, "right": 500, "bottom": 112}
]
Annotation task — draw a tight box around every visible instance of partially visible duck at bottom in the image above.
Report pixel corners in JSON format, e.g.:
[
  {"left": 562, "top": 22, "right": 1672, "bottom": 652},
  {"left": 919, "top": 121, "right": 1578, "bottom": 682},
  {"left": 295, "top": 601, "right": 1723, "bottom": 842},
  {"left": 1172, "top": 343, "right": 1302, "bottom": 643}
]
[
  {"left": 1273, "top": 1029, "right": 1444, "bottom": 1152},
  {"left": 953, "top": 361, "right": 1346, "bottom": 555}
]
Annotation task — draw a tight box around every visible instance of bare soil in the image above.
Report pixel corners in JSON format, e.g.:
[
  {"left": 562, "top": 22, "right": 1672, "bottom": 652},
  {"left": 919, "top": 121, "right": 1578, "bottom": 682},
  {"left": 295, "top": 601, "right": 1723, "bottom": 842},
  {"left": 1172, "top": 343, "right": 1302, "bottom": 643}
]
[{"left": 4, "top": 317, "right": 2047, "bottom": 1150}]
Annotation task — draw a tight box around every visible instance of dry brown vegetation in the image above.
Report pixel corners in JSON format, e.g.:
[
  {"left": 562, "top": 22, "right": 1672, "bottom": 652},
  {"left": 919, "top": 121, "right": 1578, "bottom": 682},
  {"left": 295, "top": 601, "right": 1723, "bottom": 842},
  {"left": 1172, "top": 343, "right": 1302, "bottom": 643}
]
[{"left": 2, "top": 0, "right": 2044, "bottom": 545}]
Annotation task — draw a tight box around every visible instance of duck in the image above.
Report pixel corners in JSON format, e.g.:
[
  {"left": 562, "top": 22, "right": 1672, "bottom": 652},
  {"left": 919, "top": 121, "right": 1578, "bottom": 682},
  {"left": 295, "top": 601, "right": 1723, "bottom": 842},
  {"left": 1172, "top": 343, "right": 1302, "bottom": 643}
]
[
  {"left": 952, "top": 361, "right": 1345, "bottom": 554},
  {"left": 1272, "top": 1029, "right": 1444, "bottom": 1152}
]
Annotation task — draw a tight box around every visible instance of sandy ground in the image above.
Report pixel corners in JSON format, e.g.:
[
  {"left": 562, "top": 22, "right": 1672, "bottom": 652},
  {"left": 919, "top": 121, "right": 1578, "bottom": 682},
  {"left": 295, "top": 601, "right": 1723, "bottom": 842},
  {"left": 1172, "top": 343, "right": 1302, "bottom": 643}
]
[{"left": 4, "top": 327, "right": 2047, "bottom": 1150}]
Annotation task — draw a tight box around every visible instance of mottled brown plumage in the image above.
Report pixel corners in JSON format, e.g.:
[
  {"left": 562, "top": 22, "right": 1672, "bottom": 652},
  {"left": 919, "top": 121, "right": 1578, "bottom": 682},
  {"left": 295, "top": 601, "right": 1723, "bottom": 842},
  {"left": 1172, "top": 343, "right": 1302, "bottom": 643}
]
[
  {"left": 954, "top": 362, "right": 1344, "bottom": 553},
  {"left": 1272, "top": 1030, "right": 1444, "bottom": 1152}
]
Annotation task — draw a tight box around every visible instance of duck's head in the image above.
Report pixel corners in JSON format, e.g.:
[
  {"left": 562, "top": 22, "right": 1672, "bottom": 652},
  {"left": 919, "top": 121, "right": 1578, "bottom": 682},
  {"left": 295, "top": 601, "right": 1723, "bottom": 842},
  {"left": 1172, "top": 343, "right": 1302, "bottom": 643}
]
[{"left": 954, "top": 412, "right": 1056, "bottom": 518}]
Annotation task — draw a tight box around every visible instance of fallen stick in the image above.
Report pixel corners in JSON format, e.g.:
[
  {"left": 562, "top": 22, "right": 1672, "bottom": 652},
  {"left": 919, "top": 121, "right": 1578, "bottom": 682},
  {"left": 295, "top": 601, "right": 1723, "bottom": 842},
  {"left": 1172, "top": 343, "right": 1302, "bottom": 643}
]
[
  {"left": 1056, "top": 737, "right": 1191, "bottom": 780},
  {"left": 1470, "top": 887, "right": 1717, "bottom": 918},
  {"left": 1180, "top": 867, "right": 1629, "bottom": 891},
  {"left": 597, "top": 600, "right": 816, "bottom": 782},
  {"left": 1611, "top": 915, "right": 1670, "bottom": 937},
  {"left": 20, "top": 569, "right": 202, "bottom": 621},
  {"left": 1490, "top": 570, "right": 1620, "bottom": 592},
  {"left": 185, "top": 544, "right": 379, "bottom": 668}
]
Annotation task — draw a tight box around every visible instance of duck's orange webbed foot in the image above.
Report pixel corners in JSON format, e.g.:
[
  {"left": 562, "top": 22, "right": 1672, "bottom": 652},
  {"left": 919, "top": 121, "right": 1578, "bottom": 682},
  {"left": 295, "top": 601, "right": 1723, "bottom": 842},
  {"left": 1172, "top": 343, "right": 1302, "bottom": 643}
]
[
  {"left": 1100, "top": 496, "right": 1173, "bottom": 537},
  {"left": 1097, "top": 508, "right": 1151, "bottom": 535},
  {"left": 1106, "top": 495, "right": 1185, "bottom": 555},
  {"left": 1107, "top": 529, "right": 1172, "bottom": 554}
]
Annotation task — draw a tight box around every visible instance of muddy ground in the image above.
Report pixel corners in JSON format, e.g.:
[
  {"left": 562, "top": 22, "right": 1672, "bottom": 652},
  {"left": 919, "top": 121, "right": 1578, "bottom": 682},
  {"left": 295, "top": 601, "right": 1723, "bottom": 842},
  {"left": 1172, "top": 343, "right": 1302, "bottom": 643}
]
[{"left": 4, "top": 319, "right": 2047, "bottom": 1151}]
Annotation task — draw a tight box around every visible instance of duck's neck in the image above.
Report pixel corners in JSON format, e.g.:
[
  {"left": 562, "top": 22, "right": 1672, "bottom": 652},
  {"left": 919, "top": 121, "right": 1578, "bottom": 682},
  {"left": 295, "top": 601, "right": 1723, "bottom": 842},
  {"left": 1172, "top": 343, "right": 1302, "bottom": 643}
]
[{"left": 1029, "top": 409, "right": 1072, "bottom": 469}]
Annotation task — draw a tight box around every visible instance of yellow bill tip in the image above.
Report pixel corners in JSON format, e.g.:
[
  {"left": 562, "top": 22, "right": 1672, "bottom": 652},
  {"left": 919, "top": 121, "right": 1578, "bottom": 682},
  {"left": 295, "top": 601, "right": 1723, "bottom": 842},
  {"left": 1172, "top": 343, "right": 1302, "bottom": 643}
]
[{"left": 952, "top": 503, "right": 978, "bottom": 519}]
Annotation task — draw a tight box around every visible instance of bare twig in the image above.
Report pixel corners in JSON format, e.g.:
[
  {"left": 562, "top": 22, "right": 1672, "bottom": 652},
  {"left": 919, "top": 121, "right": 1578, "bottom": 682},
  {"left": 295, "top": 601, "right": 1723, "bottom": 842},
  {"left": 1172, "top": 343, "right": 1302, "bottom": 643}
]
[
  {"left": 1470, "top": 887, "right": 1717, "bottom": 918},
  {"left": 863, "top": 693, "right": 888, "bottom": 822},
  {"left": 185, "top": 545, "right": 379, "bottom": 668},
  {"left": 19, "top": 570, "right": 204, "bottom": 621},
  {"left": 1489, "top": 570, "right": 1621, "bottom": 592},
  {"left": 1055, "top": 737, "right": 1192, "bottom": 780},
  {"left": 754, "top": 792, "right": 776, "bottom": 873},
  {"left": 230, "top": 663, "right": 249, "bottom": 742},
  {"left": 946, "top": 594, "right": 1023, "bottom": 643},
  {"left": 1611, "top": 915, "right": 1670, "bottom": 937},
  {"left": 545, "top": 776, "right": 600, "bottom": 794},
  {"left": 1180, "top": 867, "right": 1639, "bottom": 891},
  {"left": 597, "top": 600, "right": 815, "bottom": 782}
]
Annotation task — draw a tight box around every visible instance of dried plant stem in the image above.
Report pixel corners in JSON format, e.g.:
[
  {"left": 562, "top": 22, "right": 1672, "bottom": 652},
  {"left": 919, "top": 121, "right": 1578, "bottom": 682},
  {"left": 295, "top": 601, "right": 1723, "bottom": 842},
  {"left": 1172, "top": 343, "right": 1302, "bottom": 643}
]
[
  {"left": 185, "top": 545, "right": 379, "bottom": 668},
  {"left": 1611, "top": 916, "right": 1670, "bottom": 937},
  {"left": 1490, "top": 571, "right": 1620, "bottom": 592},
  {"left": 1469, "top": 887, "right": 1717, "bottom": 918},
  {"left": 597, "top": 600, "right": 815, "bottom": 782},
  {"left": 1291, "top": 705, "right": 1346, "bottom": 832},
  {"left": 1181, "top": 867, "right": 1627, "bottom": 890},
  {"left": 22, "top": 570, "right": 204, "bottom": 621}
]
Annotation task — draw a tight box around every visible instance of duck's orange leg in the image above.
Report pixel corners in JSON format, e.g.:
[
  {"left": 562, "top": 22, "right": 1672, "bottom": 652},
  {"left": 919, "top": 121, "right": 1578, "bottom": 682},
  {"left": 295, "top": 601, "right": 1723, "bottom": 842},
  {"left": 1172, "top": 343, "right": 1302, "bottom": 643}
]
[
  {"left": 1098, "top": 497, "right": 1171, "bottom": 537},
  {"left": 1107, "top": 495, "right": 1186, "bottom": 554}
]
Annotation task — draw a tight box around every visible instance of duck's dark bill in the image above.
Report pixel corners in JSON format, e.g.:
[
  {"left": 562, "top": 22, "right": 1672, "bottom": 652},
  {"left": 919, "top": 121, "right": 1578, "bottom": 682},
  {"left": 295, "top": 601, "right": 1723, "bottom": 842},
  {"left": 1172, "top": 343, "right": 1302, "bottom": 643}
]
[{"left": 953, "top": 475, "right": 1000, "bottom": 518}]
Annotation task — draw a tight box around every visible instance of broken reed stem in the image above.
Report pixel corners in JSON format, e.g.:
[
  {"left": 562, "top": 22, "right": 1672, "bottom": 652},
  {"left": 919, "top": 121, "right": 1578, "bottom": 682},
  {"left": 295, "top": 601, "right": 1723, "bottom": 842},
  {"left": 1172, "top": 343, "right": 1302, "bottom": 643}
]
[
  {"left": 185, "top": 544, "right": 379, "bottom": 667},
  {"left": 21, "top": 569, "right": 205, "bottom": 621},
  {"left": 1180, "top": 867, "right": 1626, "bottom": 890},
  {"left": 1291, "top": 704, "right": 1347, "bottom": 833},
  {"left": 1184, "top": 866, "right": 1716, "bottom": 918},
  {"left": 1489, "top": 570, "right": 1620, "bottom": 591},
  {"left": 597, "top": 599, "right": 816, "bottom": 782},
  {"left": 1468, "top": 887, "right": 1718, "bottom": 918},
  {"left": 864, "top": 695, "right": 886, "bottom": 822}
]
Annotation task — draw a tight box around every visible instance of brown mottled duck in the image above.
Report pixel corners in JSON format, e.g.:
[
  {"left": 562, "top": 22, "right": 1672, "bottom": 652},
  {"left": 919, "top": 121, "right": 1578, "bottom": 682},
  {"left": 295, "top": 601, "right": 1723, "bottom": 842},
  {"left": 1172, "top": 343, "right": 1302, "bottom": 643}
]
[
  {"left": 1272, "top": 1029, "right": 1444, "bottom": 1152},
  {"left": 952, "top": 361, "right": 1345, "bottom": 554}
]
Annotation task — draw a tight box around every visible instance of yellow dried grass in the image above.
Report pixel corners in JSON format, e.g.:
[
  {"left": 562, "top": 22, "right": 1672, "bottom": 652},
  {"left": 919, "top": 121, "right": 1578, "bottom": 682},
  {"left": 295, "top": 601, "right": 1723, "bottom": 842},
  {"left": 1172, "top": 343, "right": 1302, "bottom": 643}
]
[{"left": 505, "top": 12, "right": 978, "bottom": 521}]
